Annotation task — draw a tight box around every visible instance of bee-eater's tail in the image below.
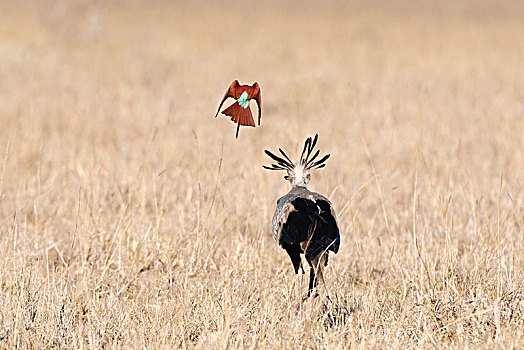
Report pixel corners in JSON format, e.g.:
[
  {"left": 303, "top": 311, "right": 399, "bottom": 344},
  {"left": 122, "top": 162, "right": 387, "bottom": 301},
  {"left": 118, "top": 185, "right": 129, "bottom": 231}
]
[{"left": 222, "top": 102, "right": 256, "bottom": 127}]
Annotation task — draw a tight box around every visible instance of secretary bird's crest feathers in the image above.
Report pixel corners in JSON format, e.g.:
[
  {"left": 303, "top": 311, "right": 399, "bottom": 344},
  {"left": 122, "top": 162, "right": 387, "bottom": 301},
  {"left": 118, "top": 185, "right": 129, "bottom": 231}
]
[
  {"left": 263, "top": 150, "right": 294, "bottom": 170},
  {"left": 264, "top": 134, "right": 330, "bottom": 171},
  {"left": 263, "top": 134, "right": 330, "bottom": 188}
]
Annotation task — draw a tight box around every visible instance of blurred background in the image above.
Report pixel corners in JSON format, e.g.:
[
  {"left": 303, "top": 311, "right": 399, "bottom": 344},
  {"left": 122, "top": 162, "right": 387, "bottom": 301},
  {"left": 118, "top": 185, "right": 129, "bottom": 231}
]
[{"left": 2, "top": 0, "right": 523, "bottom": 201}]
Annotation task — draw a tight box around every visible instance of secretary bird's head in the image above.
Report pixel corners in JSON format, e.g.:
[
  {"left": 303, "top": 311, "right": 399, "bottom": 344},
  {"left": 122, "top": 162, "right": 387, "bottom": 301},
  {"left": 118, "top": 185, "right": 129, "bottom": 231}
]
[{"left": 263, "top": 134, "right": 330, "bottom": 188}]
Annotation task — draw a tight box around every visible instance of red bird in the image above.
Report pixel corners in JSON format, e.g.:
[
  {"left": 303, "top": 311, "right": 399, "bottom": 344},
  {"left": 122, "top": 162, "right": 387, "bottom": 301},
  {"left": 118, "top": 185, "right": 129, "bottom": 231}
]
[{"left": 215, "top": 80, "right": 262, "bottom": 138}]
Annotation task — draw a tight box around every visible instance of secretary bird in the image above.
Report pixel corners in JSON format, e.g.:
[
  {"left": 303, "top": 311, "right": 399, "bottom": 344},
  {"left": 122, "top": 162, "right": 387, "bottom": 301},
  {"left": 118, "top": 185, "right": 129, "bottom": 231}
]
[{"left": 264, "top": 134, "right": 340, "bottom": 298}]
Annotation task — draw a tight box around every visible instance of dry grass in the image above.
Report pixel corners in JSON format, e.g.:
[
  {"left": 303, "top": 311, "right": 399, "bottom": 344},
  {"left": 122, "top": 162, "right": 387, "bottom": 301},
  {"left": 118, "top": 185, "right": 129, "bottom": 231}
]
[{"left": 0, "top": 0, "right": 523, "bottom": 348}]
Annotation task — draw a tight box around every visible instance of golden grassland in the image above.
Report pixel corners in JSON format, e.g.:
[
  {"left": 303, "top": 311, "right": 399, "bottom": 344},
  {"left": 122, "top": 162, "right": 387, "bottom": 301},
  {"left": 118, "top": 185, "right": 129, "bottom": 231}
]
[{"left": 0, "top": 0, "right": 523, "bottom": 348}]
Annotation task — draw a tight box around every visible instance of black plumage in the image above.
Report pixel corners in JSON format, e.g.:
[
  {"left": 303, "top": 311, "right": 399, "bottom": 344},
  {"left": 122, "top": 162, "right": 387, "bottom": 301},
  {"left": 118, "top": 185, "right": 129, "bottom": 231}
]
[
  {"left": 273, "top": 190, "right": 340, "bottom": 297},
  {"left": 281, "top": 198, "right": 339, "bottom": 263}
]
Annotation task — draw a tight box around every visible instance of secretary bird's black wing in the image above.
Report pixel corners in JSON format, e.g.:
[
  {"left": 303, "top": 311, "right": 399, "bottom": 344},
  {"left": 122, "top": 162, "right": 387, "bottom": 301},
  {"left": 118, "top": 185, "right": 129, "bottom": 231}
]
[{"left": 280, "top": 197, "right": 339, "bottom": 261}]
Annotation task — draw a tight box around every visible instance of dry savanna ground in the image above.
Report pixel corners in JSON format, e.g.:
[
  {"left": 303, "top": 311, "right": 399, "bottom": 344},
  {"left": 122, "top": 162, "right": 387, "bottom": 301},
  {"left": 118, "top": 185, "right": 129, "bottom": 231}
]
[{"left": 0, "top": 0, "right": 523, "bottom": 348}]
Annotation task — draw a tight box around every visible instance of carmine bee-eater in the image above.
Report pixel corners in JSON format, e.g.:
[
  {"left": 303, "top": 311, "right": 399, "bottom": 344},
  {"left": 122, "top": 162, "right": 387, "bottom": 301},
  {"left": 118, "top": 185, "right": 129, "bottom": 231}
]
[{"left": 215, "top": 80, "right": 262, "bottom": 138}]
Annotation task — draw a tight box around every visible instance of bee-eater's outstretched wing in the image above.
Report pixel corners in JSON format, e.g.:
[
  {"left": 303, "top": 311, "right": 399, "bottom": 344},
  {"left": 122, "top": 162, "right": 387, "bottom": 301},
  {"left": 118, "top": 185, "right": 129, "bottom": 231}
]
[
  {"left": 215, "top": 80, "right": 240, "bottom": 118},
  {"left": 251, "top": 82, "right": 262, "bottom": 126}
]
